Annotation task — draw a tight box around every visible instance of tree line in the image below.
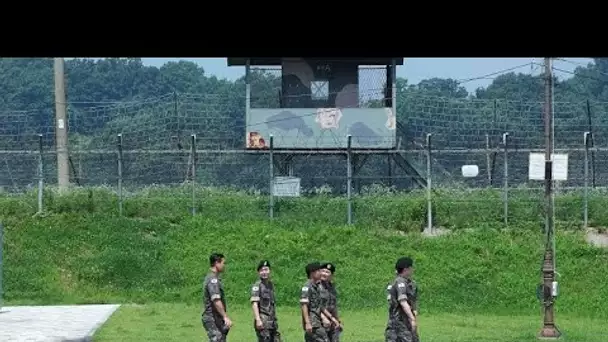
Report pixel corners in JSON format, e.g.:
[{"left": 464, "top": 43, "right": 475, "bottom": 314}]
[
  {"left": 2, "top": 58, "right": 608, "bottom": 108},
  {"left": 1, "top": 58, "right": 606, "bottom": 191}
]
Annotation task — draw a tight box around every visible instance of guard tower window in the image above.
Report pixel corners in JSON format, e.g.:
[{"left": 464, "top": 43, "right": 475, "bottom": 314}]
[{"left": 311, "top": 80, "right": 329, "bottom": 100}]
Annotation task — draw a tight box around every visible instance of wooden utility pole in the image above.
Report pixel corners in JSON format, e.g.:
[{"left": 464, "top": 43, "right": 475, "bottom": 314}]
[
  {"left": 538, "top": 57, "right": 560, "bottom": 339},
  {"left": 54, "top": 58, "right": 69, "bottom": 190}
]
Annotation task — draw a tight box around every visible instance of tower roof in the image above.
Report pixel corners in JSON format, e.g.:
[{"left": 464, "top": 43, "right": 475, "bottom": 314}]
[{"left": 227, "top": 58, "right": 404, "bottom": 66}]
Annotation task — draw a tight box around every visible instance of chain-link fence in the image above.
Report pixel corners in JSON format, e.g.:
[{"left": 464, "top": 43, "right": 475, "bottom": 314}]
[{"left": 1, "top": 92, "right": 607, "bottom": 226}]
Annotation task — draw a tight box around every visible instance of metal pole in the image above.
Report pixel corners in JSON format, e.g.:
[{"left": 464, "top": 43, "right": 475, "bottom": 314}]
[
  {"left": 37, "top": 134, "right": 44, "bottom": 214},
  {"left": 174, "top": 92, "right": 180, "bottom": 138},
  {"left": 387, "top": 155, "right": 393, "bottom": 188},
  {"left": 269, "top": 135, "right": 274, "bottom": 219},
  {"left": 54, "top": 58, "right": 69, "bottom": 190},
  {"left": 117, "top": 134, "right": 123, "bottom": 217},
  {"left": 245, "top": 59, "right": 251, "bottom": 120},
  {"left": 347, "top": 135, "right": 353, "bottom": 225},
  {"left": 391, "top": 58, "right": 397, "bottom": 130},
  {"left": 583, "top": 132, "right": 590, "bottom": 229},
  {"left": 425, "top": 133, "right": 433, "bottom": 234},
  {"left": 550, "top": 66, "right": 557, "bottom": 275},
  {"left": 0, "top": 222, "right": 3, "bottom": 312},
  {"left": 503, "top": 132, "right": 509, "bottom": 227},
  {"left": 538, "top": 57, "right": 560, "bottom": 340},
  {"left": 485, "top": 133, "right": 491, "bottom": 187},
  {"left": 191, "top": 134, "right": 197, "bottom": 216},
  {"left": 585, "top": 100, "right": 596, "bottom": 188},
  {"left": 493, "top": 99, "right": 498, "bottom": 132}
]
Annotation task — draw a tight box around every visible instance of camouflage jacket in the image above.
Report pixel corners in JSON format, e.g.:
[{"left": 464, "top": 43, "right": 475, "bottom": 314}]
[
  {"left": 300, "top": 280, "right": 323, "bottom": 328},
  {"left": 319, "top": 280, "right": 339, "bottom": 318},
  {"left": 386, "top": 275, "right": 413, "bottom": 330},
  {"left": 250, "top": 278, "right": 278, "bottom": 329},
  {"left": 202, "top": 272, "right": 226, "bottom": 325},
  {"left": 406, "top": 278, "right": 418, "bottom": 312}
]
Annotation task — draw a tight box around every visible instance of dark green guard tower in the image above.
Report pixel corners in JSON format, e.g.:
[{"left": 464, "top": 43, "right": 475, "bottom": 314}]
[{"left": 227, "top": 57, "right": 425, "bottom": 188}]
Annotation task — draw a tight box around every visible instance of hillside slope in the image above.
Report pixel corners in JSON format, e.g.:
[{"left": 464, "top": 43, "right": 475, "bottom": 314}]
[{"left": 1, "top": 187, "right": 607, "bottom": 319}]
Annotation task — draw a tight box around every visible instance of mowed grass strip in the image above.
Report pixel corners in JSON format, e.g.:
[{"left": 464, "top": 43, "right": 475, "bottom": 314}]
[{"left": 93, "top": 303, "right": 608, "bottom": 342}]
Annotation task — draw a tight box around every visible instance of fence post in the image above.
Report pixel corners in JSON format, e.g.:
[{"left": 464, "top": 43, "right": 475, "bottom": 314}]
[
  {"left": 269, "top": 135, "right": 274, "bottom": 219},
  {"left": 117, "top": 134, "right": 123, "bottom": 216},
  {"left": 584, "top": 131, "right": 590, "bottom": 229},
  {"left": 37, "top": 134, "right": 44, "bottom": 214},
  {"left": 485, "top": 133, "right": 492, "bottom": 187},
  {"left": 346, "top": 135, "right": 353, "bottom": 225},
  {"left": 502, "top": 132, "right": 509, "bottom": 226},
  {"left": 190, "top": 134, "right": 197, "bottom": 216},
  {"left": 0, "top": 222, "right": 4, "bottom": 312},
  {"left": 425, "top": 133, "right": 433, "bottom": 234},
  {"left": 585, "top": 99, "right": 596, "bottom": 188}
]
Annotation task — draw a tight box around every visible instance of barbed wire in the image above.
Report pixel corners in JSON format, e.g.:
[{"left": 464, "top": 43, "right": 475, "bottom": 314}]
[{"left": 1, "top": 90, "right": 608, "bottom": 193}]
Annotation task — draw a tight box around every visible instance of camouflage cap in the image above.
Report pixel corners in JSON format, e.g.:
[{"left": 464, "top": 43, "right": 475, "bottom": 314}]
[
  {"left": 257, "top": 260, "right": 271, "bottom": 271},
  {"left": 305, "top": 262, "right": 322, "bottom": 276},
  {"left": 395, "top": 257, "right": 413, "bottom": 270},
  {"left": 321, "top": 262, "right": 336, "bottom": 274}
]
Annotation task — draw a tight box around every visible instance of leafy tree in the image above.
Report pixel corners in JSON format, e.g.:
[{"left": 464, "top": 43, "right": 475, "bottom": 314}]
[{"left": 1, "top": 58, "right": 606, "bottom": 190}]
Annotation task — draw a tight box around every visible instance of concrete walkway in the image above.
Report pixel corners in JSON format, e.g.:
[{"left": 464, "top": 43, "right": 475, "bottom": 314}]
[{"left": 0, "top": 304, "right": 120, "bottom": 342}]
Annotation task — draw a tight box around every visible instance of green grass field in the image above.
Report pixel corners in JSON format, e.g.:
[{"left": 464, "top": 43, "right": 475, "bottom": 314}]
[
  {"left": 1, "top": 186, "right": 607, "bottom": 341},
  {"left": 93, "top": 304, "right": 607, "bottom": 342}
]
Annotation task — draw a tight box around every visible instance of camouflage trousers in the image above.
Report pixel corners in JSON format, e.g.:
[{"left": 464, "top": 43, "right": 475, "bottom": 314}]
[
  {"left": 202, "top": 320, "right": 229, "bottom": 342},
  {"left": 305, "top": 327, "right": 330, "bottom": 342},
  {"left": 256, "top": 328, "right": 282, "bottom": 342},
  {"left": 385, "top": 327, "right": 419, "bottom": 342},
  {"left": 327, "top": 326, "right": 341, "bottom": 342}
]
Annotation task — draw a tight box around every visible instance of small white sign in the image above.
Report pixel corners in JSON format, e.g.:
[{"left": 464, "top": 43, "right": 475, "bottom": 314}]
[
  {"left": 57, "top": 119, "right": 65, "bottom": 129},
  {"left": 272, "top": 177, "right": 301, "bottom": 197},
  {"left": 529, "top": 154, "right": 545, "bottom": 180},
  {"left": 528, "top": 153, "right": 569, "bottom": 181},
  {"left": 461, "top": 165, "right": 479, "bottom": 178},
  {"left": 552, "top": 154, "right": 569, "bottom": 181}
]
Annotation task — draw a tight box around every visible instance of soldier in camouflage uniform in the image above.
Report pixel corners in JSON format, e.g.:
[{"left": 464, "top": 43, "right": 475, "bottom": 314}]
[
  {"left": 385, "top": 257, "right": 418, "bottom": 342},
  {"left": 250, "top": 260, "right": 282, "bottom": 342},
  {"left": 319, "top": 263, "right": 342, "bottom": 342},
  {"left": 406, "top": 275, "right": 420, "bottom": 342},
  {"left": 300, "top": 262, "right": 330, "bottom": 342},
  {"left": 202, "top": 253, "right": 232, "bottom": 342}
]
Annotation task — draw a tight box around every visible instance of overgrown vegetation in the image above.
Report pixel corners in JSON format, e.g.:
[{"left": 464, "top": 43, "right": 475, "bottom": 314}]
[{"left": 1, "top": 186, "right": 608, "bottom": 319}]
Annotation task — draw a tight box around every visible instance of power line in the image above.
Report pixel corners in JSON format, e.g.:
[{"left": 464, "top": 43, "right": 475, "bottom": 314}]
[
  {"left": 456, "top": 62, "right": 535, "bottom": 85},
  {"left": 552, "top": 58, "right": 608, "bottom": 79},
  {"left": 528, "top": 61, "right": 606, "bottom": 85},
  {"left": 550, "top": 65, "right": 606, "bottom": 83},
  {"left": 539, "top": 63, "right": 608, "bottom": 102},
  {"left": 554, "top": 58, "right": 595, "bottom": 70}
]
